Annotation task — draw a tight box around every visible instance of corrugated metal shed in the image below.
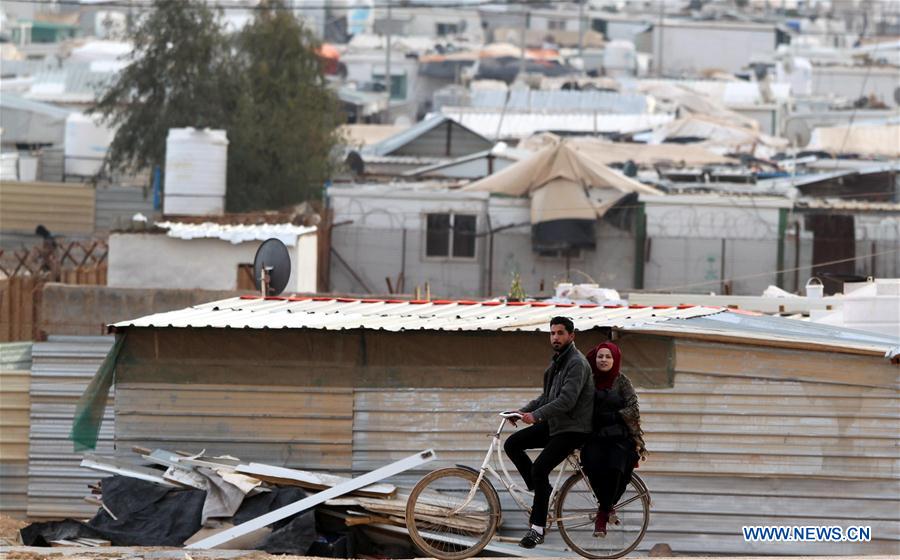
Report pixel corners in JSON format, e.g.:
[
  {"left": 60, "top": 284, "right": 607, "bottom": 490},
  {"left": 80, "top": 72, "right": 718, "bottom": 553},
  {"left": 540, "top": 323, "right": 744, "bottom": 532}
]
[
  {"left": 364, "top": 114, "right": 492, "bottom": 158},
  {"left": 94, "top": 186, "right": 155, "bottom": 232},
  {"left": 28, "top": 335, "right": 115, "bottom": 518},
  {"left": 112, "top": 296, "right": 720, "bottom": 332},
  {"left": 0, "top": 181, "right": 95, "bottom": 235},
  {"left": 0, "top": 342, "right": 32, "bottom": 518}
]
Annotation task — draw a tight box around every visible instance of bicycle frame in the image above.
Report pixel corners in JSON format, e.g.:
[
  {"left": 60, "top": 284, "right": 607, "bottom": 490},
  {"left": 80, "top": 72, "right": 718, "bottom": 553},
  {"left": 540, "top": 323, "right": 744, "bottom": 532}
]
[{"left": 453, "top": 416, "right": 597, "bottom": 527}]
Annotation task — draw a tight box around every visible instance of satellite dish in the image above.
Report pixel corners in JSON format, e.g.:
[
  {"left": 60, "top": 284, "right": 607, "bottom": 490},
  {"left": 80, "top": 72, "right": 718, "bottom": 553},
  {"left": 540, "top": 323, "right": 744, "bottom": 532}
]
[
  {"left": 784, "top": 119, "right": 811, "bottom": 148},
  {"left": 253, "top": 238, "right": 291, "bottom": 296}
]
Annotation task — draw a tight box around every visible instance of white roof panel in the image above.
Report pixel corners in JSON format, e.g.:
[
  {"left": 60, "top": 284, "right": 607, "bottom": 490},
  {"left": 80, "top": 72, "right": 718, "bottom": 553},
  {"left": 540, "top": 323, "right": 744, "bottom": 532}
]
[{"left": 112, "top": 296, "right": 721, "bottom": 332}]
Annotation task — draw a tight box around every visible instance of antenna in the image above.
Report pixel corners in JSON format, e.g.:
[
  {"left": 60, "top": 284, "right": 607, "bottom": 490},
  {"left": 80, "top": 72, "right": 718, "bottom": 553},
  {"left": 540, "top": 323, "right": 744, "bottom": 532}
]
[{"left": 253, "top": 238, "right": 292, "bottom": 296}]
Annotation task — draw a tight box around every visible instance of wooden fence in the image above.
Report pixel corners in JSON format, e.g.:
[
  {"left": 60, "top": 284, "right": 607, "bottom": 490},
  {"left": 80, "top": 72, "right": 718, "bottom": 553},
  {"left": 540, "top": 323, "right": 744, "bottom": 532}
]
[{"left": 0, "top": 240, "right": 107, "bottom": 342}]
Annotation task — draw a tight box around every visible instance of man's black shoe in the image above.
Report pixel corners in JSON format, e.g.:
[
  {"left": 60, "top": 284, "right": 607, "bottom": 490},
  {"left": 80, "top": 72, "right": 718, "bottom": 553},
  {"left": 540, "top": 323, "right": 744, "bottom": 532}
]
[{"left": 519, "top": 528, "right": 545, "bottom": 548}]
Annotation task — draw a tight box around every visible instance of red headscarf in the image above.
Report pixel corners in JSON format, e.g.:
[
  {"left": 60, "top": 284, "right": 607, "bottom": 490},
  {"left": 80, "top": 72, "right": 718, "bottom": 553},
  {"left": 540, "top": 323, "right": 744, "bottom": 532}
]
[{"left": 586, "top": 341, "right": 621, "bottom": 390}]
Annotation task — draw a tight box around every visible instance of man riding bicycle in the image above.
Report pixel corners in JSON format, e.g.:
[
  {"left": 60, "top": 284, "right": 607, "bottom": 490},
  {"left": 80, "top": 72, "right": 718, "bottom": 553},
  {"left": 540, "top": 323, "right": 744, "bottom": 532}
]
[{"left": 504, "top": 316, "right": 594, "bottom": 549}]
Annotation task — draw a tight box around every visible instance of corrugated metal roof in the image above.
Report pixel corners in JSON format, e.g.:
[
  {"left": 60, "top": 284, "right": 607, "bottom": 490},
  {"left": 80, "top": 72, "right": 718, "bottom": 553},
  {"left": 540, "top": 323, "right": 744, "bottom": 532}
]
[
  {"left": 794, "top": 198, "right": 900, "bottom": 213},
  {"left": 112, "top": 296, "right": 721, "bottom": 332},
  {"left": 470, "top": 89, "right": 649, "bottom": 113},
  {"left": 28, "top": 335, "right": 115, "bottom": 518},
  {"left": 365, "top": 114, "right": 490, "bottom": 157},
  {"left": 441, "top": 108, "right": 674, "bottom": 139},
  {"left": 631, "top": 311, "right": 900, "bottom": 355},
  {"left": 154, "top": 221, "right": 317, "bottom": 246}
]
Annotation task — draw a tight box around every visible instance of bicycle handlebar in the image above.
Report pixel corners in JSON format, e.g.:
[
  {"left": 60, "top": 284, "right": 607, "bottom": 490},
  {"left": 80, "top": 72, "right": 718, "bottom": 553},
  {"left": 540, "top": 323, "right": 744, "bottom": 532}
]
[{"left": 499, "top": 411, "right": 523, "bottom": 419}]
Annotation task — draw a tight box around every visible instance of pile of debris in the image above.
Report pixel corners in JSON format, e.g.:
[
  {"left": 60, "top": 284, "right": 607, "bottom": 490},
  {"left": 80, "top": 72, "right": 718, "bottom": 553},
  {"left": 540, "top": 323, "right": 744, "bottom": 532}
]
[{"left": 18, "top": 447, "right": 436, "bottom": 556}]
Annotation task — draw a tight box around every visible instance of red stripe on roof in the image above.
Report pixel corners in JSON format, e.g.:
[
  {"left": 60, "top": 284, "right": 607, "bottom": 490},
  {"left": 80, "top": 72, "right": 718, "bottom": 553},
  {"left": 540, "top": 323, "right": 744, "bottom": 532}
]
[
  {"left": 481, "top": 302, "right": 502, "bottom": 306},
  {"left": 264, "top": 296, "right": 288, "bottom": 300},
  {"left": 677, "top": 304, "right": 696, "bottom": 309},
  {"left": 506, "top": 302, "right": 527, "bottom": 306},
  {"left": 432, "top": 300, "right": 455, "bottom": 305},
  {"left": 409, "top": 300, "right": 430, "bottom": 304},
  {"left": 336, "top": 298, "right": 357, "bottom": 303},
  {"left": 313, "top": 297, "right": 334, "bottom": 301},
  {"left": 554, "top": 303, "right": 575, "bottom": 308},
  {"left": 530, "top": 302, "right": 551, "bottom": 307},
  {"left": 579, "top": 304, "right": 599, "bottom": 308},
  {"left": 240, "top": 295, "right": 262, "bottom": 300},
  {"left": 653, "top": 305, "right": 674, "bottom": 309}
]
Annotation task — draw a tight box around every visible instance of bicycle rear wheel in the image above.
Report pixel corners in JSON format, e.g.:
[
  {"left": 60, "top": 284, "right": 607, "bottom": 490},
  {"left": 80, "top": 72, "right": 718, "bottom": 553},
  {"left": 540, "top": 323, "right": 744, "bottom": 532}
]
[
  {"left": 405, "top": 467, "right": 501, "bottom": 560},
  {"left": 555, "top": 472, "right": 650, "bottom": 559}
]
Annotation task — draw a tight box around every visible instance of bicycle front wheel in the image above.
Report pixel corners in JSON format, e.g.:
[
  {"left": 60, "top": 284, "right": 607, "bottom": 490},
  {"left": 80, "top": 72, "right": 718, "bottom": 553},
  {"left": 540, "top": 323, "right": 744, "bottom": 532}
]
[
  {"left": 405, "top": 467, "right": 501, "bottom": 560},
  {"left": 555, "top": 472, "right": 650, "bottom": 559}
]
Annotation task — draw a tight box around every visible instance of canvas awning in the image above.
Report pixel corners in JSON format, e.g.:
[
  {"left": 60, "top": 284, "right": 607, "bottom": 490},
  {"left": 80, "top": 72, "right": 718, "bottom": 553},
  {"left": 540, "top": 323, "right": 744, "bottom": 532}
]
[
  {"left": 807, "top": 123, "right": 900, "bottom": 158},
  {"left": 462, "top": 140, "right": 661, "bottom": 250}
]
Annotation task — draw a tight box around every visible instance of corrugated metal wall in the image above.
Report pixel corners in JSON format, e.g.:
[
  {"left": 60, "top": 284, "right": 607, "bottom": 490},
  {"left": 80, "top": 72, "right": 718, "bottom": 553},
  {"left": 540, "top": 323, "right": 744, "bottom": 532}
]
[
  {"left": 28, "top": 335, "right": 115, "bottom": 518},
  {"left": 0, "top": 182, "right": 95, "bottom": 236},
  {"left": 351, "top": 345, "right": 900, "bottom": 555},
  {"left": 113, "top": 383, "right": 353, "bottom": 472},
  {"left": 0, "top": 342, "right": 32, "bottom": 518},
  {"left": 94, "top": 186, "right": 155, "bottom": 232}
]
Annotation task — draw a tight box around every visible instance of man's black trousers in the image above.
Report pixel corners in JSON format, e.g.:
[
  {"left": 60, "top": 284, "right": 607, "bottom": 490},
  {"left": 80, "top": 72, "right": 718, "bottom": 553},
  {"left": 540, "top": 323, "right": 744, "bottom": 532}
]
[{"left": 503, "top": 423, "right": 587, "bottom": 527}]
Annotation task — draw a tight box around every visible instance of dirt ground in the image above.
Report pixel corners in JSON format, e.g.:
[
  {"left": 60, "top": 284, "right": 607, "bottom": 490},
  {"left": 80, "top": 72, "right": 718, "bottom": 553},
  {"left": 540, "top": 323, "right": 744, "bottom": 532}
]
[{"left": 0, "top": 514, "right": 27, "bottom": 545}]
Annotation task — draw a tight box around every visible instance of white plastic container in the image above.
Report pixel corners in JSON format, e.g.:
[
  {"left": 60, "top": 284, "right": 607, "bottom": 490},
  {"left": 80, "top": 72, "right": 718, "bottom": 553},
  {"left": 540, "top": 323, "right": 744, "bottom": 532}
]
[{"left": 163, "top": 128, "right": 228, "bottom": 216}]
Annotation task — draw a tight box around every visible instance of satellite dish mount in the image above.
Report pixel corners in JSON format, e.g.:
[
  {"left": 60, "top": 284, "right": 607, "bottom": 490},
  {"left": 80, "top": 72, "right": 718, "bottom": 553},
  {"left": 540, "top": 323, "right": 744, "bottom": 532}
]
[{"left": 253, "top": 238, "right": 292, "bottom": 297}]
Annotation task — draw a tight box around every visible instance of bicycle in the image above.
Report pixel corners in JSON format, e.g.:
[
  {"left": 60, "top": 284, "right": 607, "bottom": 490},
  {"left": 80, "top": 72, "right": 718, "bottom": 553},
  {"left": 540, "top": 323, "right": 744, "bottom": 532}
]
[{"left": 405, "top": 412, "right": 651, "bottom": 559}]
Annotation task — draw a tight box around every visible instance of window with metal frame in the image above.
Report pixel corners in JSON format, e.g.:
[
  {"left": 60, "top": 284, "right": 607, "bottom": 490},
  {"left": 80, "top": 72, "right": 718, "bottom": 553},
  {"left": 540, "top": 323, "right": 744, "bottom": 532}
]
[{"left": 425, "top": 213, "right": 477, "bottom": 259}]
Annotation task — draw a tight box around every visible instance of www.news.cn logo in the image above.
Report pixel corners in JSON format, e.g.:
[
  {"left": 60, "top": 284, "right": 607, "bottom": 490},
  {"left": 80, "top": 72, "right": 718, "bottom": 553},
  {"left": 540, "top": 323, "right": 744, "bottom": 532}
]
[{"left": 743, "top": 526, "right": 872, "bottom": 542}]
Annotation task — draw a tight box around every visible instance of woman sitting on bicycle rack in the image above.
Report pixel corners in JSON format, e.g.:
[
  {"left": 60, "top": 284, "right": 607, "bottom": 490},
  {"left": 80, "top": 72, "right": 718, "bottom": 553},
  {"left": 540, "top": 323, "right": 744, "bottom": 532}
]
[
  {"left": 504, "top": 316, "right": 594, "bottom": 549},
  {"left": 581, "top": 341, "right": 648, "bottom": 538}
]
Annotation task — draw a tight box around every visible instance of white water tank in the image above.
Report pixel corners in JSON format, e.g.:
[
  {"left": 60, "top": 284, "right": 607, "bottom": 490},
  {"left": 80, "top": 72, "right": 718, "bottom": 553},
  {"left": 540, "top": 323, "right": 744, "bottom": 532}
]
[
  {"left": 65, "top": 112, "right": 115, "bottom": 177},
  {"left": 164, "top": 128, "right": 228, "bottom": 216}
]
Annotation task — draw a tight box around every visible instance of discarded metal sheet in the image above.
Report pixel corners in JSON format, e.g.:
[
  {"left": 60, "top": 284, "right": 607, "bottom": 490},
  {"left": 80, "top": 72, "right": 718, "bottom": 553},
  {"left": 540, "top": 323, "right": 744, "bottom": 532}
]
[{"left": 188, "top": 449, "right": 436, "bottom": 549}]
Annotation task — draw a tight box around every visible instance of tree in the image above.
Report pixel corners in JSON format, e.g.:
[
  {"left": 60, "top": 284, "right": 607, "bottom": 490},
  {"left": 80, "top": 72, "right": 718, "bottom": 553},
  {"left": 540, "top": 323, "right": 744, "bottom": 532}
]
[
  {"left": 91, "top": 0, "right": 236, "bottom": 177},
  {"left": 225, "top": 1, "right": 343, "bottom": 211}
]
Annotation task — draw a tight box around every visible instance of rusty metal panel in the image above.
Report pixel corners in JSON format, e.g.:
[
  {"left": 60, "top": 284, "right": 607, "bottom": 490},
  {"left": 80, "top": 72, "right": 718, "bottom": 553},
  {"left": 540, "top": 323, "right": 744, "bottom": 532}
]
[
  {"left": 0, "top": 181, "right": 95, "bottom": 236},
  {"left": 27, "top": 335, "right": 114, "bottom": 518},
  {"left": 0, "top": 342, "right": 32, "bottom": 518}
]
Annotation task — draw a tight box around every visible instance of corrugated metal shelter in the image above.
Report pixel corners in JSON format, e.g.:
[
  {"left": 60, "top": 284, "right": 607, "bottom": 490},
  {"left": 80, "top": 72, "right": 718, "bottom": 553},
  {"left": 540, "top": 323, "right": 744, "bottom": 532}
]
[
  {"left": 28, "top": 335, "right": 115, "bottom": 518},
  {"left": 96, "top": 296, "right": 900, "bottom": 554},
  {"left": 0, "top": 181, "right": 95, "bottom": 236},
  {"left": 0, "top": 342, "right": 32, "bottom": 519},
  {"left": 364, "top": 114, "right": 492, "bottom": 158}
]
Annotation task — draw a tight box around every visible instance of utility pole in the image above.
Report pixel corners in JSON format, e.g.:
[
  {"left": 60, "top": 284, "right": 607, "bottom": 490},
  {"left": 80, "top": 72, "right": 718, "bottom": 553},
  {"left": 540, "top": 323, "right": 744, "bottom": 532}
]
[
  {"left": 385, "top": 0, "right": 392, "bottom": 103},
  {"left": 578, "top": 0, "right": 585, "bottom": 59}
]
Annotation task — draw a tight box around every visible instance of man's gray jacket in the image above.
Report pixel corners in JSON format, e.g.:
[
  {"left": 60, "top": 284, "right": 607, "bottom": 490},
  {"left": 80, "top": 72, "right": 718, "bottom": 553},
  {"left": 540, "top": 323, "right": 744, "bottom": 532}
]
[{"left": 520, "top": 342, "right": 594, "bottom": 436}]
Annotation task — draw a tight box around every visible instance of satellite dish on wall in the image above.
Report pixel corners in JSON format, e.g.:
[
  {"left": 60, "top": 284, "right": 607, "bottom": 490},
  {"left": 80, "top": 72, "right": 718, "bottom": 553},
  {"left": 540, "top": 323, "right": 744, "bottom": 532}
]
[
  {"left": 784, "top": 119, "right": 811, "bottom": 148},
  {"left": 253, "top": 238, "right": 291, "bottom": 296}
]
